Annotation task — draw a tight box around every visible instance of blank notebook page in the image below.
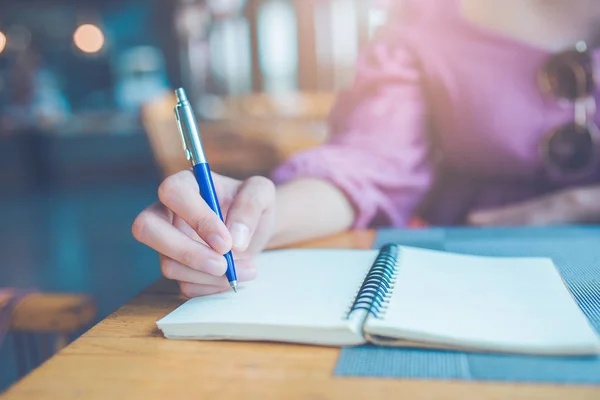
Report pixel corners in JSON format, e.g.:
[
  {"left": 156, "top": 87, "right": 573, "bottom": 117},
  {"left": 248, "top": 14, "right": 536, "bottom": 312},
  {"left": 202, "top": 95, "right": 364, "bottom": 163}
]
[
  {"left": 365, "top": 247, "right": 600, "bottom": 355},
  {"left": 157, "top": 249, "right": 378, "bottom": 342}
]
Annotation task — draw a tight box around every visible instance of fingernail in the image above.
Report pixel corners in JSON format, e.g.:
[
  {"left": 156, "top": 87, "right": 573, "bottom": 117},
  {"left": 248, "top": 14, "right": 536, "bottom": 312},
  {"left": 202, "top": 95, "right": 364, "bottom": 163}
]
[
  {"left": 230, "top": 223, "right": 250, "bottom": 250},
  {"left": 207, "top": 233, "right": 230, "bottom": 254},
  {"left": 202, "top": 258, "right": 228, "bottom": 276}
]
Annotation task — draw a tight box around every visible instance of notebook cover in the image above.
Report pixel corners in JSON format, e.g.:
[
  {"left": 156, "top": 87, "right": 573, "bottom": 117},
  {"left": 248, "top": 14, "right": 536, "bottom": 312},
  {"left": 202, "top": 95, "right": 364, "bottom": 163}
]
[{"left": 334, "top": 227, "right": 600, "bottom": 384}]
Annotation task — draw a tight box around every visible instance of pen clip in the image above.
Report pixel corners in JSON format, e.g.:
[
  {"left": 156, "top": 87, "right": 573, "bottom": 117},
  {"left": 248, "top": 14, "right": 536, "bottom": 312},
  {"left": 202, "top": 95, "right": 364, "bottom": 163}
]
[{"left": 174, "top": 104, "right": 192, "bottom": 161}]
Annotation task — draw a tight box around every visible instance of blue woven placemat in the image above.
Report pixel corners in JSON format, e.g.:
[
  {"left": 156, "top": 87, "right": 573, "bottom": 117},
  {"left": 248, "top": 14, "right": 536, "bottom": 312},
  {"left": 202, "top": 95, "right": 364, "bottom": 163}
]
[{"left": 334, "top": 227, "right": 600, "bottom": 384}]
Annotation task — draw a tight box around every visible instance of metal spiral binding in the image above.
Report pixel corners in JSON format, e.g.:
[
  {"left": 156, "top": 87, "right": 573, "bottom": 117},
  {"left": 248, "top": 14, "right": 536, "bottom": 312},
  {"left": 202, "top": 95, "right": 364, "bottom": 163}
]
[{"left": 345, "top": 244, "right": 400, "bottom": 320}]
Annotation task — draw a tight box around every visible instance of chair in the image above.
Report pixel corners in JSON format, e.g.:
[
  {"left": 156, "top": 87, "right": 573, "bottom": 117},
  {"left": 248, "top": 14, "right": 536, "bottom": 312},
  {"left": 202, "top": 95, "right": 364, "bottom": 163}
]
[
  {"left": 140, "top": 91, "right": 336, "bottom": 180},
  {"left": 0, "top": 289, "right": 96, "bottom": 379}
]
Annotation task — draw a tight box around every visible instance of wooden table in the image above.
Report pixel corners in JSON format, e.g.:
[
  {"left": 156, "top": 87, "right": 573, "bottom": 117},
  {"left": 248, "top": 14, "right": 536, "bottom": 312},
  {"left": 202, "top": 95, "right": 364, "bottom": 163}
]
[
  {"left": 1, "top": 291, "right": 96, "bottom": 353},
  {"left": 3, "top": 230, "right": 599, "bottom": 399}
]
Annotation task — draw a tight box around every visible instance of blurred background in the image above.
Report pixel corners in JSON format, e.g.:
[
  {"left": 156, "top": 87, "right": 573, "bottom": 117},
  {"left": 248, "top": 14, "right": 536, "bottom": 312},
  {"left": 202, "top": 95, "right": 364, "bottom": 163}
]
[{"left": 0, "top": 0, "right": 390, "bottom": 391}]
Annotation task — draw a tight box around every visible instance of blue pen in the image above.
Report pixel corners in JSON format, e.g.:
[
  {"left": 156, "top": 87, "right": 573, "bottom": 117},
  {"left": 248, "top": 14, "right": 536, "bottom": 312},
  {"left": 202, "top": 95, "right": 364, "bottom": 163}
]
[{"left": 174, "top": 88, "right": 238, "bottom": 292}]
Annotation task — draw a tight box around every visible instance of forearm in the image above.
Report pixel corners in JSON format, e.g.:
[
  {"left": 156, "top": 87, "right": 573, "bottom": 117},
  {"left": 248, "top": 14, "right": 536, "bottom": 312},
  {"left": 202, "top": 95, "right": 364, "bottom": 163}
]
[
  {"left": 468, "top": 184, "right": 600, "bottom": 226},
  {"left": 267, "top": 178, "right": 356, "bottom": 248}
]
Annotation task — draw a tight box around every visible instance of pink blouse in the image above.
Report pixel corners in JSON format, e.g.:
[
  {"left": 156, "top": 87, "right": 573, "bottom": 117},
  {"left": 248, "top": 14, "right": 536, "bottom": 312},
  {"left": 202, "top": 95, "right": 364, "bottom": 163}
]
[{"left": 272, "top": 0, "right": 600, "bottom": 227}]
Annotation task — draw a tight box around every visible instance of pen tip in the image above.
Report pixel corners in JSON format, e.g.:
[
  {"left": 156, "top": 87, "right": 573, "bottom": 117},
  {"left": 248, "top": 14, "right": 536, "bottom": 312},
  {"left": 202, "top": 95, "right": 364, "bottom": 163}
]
[
  {"left": 230, "top": 281, "right": 238, "bottom": 293},
  {"left": 175, "top": 88, "right": 187, "bottom": 102}
]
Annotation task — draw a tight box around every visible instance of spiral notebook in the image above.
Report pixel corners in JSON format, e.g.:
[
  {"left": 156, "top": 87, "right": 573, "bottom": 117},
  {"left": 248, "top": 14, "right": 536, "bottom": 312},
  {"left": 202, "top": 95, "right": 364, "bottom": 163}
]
[{"left": 156, "top": 244, "right": 600, "bottom": 356}]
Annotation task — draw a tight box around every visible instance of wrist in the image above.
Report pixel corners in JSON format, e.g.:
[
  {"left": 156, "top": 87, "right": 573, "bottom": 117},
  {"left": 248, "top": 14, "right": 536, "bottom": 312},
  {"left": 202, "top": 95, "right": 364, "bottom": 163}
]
[
  {"left": 264, "top": 183, "right": 300, "bottom": 249},
  {"left": 265, "top": 178, "right": 356, "bottom": 249}
]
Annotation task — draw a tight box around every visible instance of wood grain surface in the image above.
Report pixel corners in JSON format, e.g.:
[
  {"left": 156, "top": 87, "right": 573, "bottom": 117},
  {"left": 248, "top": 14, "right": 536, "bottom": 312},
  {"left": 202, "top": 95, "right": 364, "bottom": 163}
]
[{"left": 4, "top": 230, "right": 599, "bottom": 399}]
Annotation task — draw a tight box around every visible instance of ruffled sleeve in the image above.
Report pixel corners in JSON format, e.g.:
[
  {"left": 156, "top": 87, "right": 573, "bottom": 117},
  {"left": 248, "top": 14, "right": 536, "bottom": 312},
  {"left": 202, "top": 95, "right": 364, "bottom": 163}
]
[{"left": 272, "top": 23, "right": 434, "bottom": 228}]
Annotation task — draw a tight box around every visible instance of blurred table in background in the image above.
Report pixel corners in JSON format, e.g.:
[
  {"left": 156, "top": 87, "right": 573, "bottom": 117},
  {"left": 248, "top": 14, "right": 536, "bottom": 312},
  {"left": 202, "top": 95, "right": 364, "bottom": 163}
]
[
  {"left": 0, "top": 89, "right": 336, "bottom": 194},
  {"left": 1, "top": 290, "right": 96, "bottom": 384},
  {"left": 142, "top": 91, "right": 335, "bottom": 179}
]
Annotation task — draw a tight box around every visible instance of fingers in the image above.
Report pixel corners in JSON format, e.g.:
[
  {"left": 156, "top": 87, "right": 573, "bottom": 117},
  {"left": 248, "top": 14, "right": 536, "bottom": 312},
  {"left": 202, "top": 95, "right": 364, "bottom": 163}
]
[
  {"left": 175, "top": 259, "right": 258, "bottom": 298},
  {"left": 134, "top": 171, "right": 275, "bottom": 299},
  {"left": 161, "top": 256, "right": 227, "bottom": 287},
  {"left": 173, "top": 214, "right": 201, "bottom": 242},
  {"left": 225, "top": 176, "right": 276, "bottom": 251},
  {"left": 157, "top": 170, "right": 233, "bottom": 254},
  {"left": 161, "top": 256, "right": 257, "bottom": 287},
  {"left": 132, "top": 203, "right": 227, "bottom": 276},
  {"left": 179, "top": 283, "right": 229, "bottom": 297}
]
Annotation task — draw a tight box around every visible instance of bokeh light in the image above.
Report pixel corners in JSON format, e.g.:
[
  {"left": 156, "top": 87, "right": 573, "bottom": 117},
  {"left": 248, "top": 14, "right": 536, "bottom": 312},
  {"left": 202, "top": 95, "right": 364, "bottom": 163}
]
[
  {"left": 0, "top": 31, "right": 6, "bottom": 54},
  {"left": 73, "top": 24, "right": 104, "bottom": 54}
]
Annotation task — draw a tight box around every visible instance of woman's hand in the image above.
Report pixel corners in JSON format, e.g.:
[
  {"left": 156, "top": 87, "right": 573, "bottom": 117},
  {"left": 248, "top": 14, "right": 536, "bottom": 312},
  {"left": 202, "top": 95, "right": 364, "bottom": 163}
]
[
  {"left": 467, "top": 185, "right": 600, "bottom": 226},
  {"left": 132, "top": 170, "right": 276, "bottom": 298}
]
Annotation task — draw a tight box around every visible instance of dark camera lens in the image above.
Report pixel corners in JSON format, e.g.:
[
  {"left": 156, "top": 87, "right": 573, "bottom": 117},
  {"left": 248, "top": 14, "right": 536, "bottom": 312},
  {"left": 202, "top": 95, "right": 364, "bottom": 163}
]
[{"left": 543, "top": 122, "right": 596, "bottom": 173}]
